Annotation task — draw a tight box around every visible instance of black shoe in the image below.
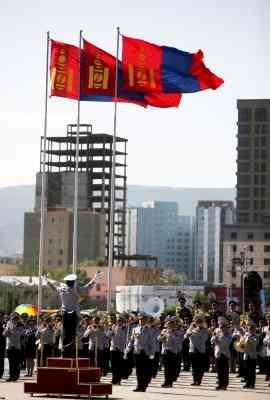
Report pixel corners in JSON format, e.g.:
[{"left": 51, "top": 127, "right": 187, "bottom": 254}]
[
  {"left": 190, "top": 382, "right": 197, "bottom": 386},
  {"left": 243, "top": 385, "right": 250, "bottom": 389},
  {"left": 215, "top": 386, "right": 223, "bottom": 390},
  {"left": 133, "top": 388, "right": 145, "bottom": 392},
  {"left": 161, "top": 383, "right": 172, "bottom": 388},
  {"left": 6, "top": 378, "right": 12, "bottom": 382}
]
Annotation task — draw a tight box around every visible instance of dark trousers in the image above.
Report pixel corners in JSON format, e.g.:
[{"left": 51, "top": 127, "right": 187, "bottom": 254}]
[
  {"left": 162, "top": 351, "right": 177, "bottom": 385},
  {"left": 152, "top": 352, "right": 160, "bottom": 378},
  {"left": 134, "top": 351, "right": 152, "bottom": 390},
  {"left": 182, "top": 338, "right": 190, "bottom": 371},
  {"left": 111, "top": 350, "right": 124, "bottom": 384},
  {"left": 7, "top": 347, "right": 20, "bottom": 380},
  {"left": 266, "top": 356, "right": 270, "bottom": 379},
  {"left": 0, "top": 357, "right": 4, "bottom": 379},
  {"left": 63, "top": 311, "right": 78, "bottom": 357},
  {"left": 37, "top": 344, "right": 53, "bottom": 367},
  {"left": 216, "top": 354, "right": 229, "bottom": 388},
  {"left": 245, "top": 357, "right": 256, "bottom": 388},
  {"left": 122, "top": 351, "right": 134, "bottom": 379},
  {"left": 190, "top": 352, "right": 206, "bottom": 384},
  {"left": 89, "top": 349, "right": 103, "bottom": 369}
]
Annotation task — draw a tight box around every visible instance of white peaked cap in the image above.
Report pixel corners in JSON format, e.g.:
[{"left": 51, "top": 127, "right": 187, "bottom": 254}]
[{"left": 64, "top": 273, "right": 77, "bottom": 281}]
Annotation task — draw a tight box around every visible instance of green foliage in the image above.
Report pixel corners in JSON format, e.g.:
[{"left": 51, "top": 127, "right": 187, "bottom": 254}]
[
  {"left": 162, "top": 304, "right": 176, "bottom": 316},
  {"left": 192, "top": 291, "right": 208, "bottom": 305},
  {"left": 78, "top": 257, "right": 107, "bottom": 267},
  {"left": 17, "top": 264, "right": 38, "bottom": 276},
  {"left": 159, "top": 272, "right": 187, "bottom": 285}
]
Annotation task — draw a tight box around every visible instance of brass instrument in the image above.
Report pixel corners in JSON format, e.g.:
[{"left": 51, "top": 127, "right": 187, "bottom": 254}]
[{"left": 233, "top": 336, "right": 247, "bottom": 353}]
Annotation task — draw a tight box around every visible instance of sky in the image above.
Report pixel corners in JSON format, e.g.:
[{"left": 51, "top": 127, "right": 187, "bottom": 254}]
[{"left": 0, "top": 0, "right": 270, "bottom": 189}]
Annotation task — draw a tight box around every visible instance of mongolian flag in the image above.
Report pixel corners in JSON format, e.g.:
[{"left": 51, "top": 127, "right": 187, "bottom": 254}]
[
  {"left": 80, "top": 39, "right": 181, "bottom": 108},
  {"left": 80, "top": 39, "right": 147, "bottom": 107},
  {"left": 50, "top": 40, "right": 80, "bottom": 100},
  {"left": 121, "top": 36, "right": 224, "bottom": 94}
]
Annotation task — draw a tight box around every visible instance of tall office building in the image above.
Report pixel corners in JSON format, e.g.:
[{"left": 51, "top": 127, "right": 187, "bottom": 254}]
[
  {"left": 222, "top": 99, "right": 270, "bottom": 294},
  {"left": 125, "top": 201, "right": 194, "bottom": 278},
  {"left": 237, "top": 99, "right": 270, "bottom": 224},
  {"left": 195, "top": 201, "right": 235, "bottom": 284}
]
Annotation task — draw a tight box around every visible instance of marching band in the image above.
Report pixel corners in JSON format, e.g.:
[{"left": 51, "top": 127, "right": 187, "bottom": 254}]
[{"left": 1, "top": 296, "right": 270, "bottom": 392}]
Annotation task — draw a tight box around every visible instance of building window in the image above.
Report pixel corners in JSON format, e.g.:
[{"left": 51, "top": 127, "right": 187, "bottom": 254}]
[
  {"left": 264, "top": 245, "right": 270, "bottom": 252},
  {"left": 264, "top": 258, "right": 270, "bottom": 265},
  {"left": 238, "top": 108, "right": 251, "bottom": 122},
  {"left": 232, "top": 244, "right": 237, "bottom": 252},
  {"left": 261, "top": 175, "right": 266, "bottom": 185},
  {"left": 59, "top": 249, "right": 63, "bottom": 255},
  {"left": 57, "top": 260, "right": 63, "bottom": 266},
  {"left": 264, "top": 271, "right": 270, "bottom": 279},
  {"left": 238, "top": 200, "right": 250, "bottom": 210},
  {"left": 255, "top": 108, "right": 267, "bottom": 122},
  {"left": 51, "top": 217, "right": 55, "bottom": 223},
  {"left": 249, "top": 245, "right": 254, "bottom": 252},
  {"left": 249, "top": 258, "right": 254, "bottom": 265},
  {"left": 48, "top": 260, "right": 51, "bottom": 265},
  {"left": 232, "top": 271, "right": 237, "bottom": 278},
  {"left": 265, "top": 233, "right": 270, "bottom": 240},
  {"left": 262, "top": 124, "right": 268, "bottom": 134},
  {"left": 238, "top": 187, "right": 250, "bottom": 197},
  {"left": 253, "top": 213, "right": 258, "bottom": 223},
  {"left": 238, "top": 174, "right": 250, "bottom": 185},
  {"left": 238, "top": 213, "right": 250, "bottom": 223},
  {"left": 230, "top": 232, "right": 237, "bottom": 239},
  {"left": 238, "top": 149, "right": 251, "bottom": 159},
  {"left": 247, "top": 232, "right": 254, "bottom": 240},
  {"left": 261, "top": 200, "right": 266, "bottom": 210},
  {"left": 49, "top": 239, "right": 53, "bottom": 245}
]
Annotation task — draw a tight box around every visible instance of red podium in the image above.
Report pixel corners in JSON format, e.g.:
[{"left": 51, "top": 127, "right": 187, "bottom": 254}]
[{"left": 24, "top": 358, "right": 112, "bottom": 399}]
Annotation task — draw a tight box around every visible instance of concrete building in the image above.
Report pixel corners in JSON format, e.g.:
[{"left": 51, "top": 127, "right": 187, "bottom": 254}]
[
  {"left": 223, "top": 224, "right": 270, "bottom": 292},
  {"left": 195, "top": 201, "right": 235, "bottom": 284},
  {"left": 222, "top": 99, "right": 270, "bottom": 293},
  {"left": 236, "top": 99, "right": 270, "bottom": 224},
  {"left": 35, "top": 124, "right": 127, "bottom": 260},
  {"left": 125, "top": 201, "right": 194, "bottom": 278},
  {"left": 24, "top": 208, "right": 106, "bottom": 268}
]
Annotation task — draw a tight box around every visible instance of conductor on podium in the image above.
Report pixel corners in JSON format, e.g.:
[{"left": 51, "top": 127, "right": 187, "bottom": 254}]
[{"left": 48, "top": 271, "right": 102, "bottom": 357}]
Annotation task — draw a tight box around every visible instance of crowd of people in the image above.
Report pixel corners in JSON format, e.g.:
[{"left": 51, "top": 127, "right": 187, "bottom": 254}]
[{"left": 0, "top": 297, "right": 270, "bottom": 392}]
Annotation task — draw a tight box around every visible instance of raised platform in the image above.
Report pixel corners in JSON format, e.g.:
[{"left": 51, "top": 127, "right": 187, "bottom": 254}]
[{"left": 24, "top": 358, "right": 112, "bottom": 399}]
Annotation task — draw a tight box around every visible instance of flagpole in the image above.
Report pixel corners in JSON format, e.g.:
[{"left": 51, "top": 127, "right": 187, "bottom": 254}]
[
  {"left": 37, "top": 31, "right": 50, "bottom": 325},
  {"left": 72, "top": 30, "right": 83, "bottom": 275},
  {"left": 107, "top": 27, "right": 120, "bottom": 312}
]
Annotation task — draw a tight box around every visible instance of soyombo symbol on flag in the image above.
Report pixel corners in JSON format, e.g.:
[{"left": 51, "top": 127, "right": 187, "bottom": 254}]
[
  {"left": 80, "top": 39, "right": 147, "bottom": 107},
  {"left": 122, "top": 36, "right": 224, "bottom": 94},
  {"left": 50, "top": 40, "right": 80, "bottom": 99},
  {"left": 80, "top": 39, "right": 181, "bottom": 108}
]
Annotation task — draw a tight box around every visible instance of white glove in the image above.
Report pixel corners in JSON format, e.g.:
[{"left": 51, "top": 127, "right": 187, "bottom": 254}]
[
  {"left": 94, "top": 271, "right": 103, "bottom": 282},
  {"left": 149, "top": 355, "right": 154, "bottom": 360}
]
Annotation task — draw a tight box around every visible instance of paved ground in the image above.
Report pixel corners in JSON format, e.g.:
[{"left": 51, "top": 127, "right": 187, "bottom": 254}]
[{"left": 0, "top": 369, "right": 269, "bottom": 400}]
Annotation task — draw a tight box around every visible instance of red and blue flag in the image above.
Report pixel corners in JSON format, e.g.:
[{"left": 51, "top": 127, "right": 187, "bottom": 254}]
[{"left": 122, "top": 36, "right": 224, "bottom": 94}]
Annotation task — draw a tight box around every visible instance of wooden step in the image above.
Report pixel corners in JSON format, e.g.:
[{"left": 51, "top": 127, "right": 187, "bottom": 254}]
[
  {"left": 47, "top": 357, "right": 90, "bottom": 368},
  {"left": 24, "top": 382, "right": 112, "bottom": 397},
  {"left": 37, "top": 367, "right": 101, "bottom": 385}
]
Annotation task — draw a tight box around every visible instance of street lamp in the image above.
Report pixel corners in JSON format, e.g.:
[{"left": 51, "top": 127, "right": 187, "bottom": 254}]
[{"left": 232, "top": 245, "right": 251, "bottom": 314}]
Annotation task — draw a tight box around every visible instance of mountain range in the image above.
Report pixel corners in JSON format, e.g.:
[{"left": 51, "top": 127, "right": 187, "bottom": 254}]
[{"left": 0, "top": 184, "right": 235, "bottom": 256}]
